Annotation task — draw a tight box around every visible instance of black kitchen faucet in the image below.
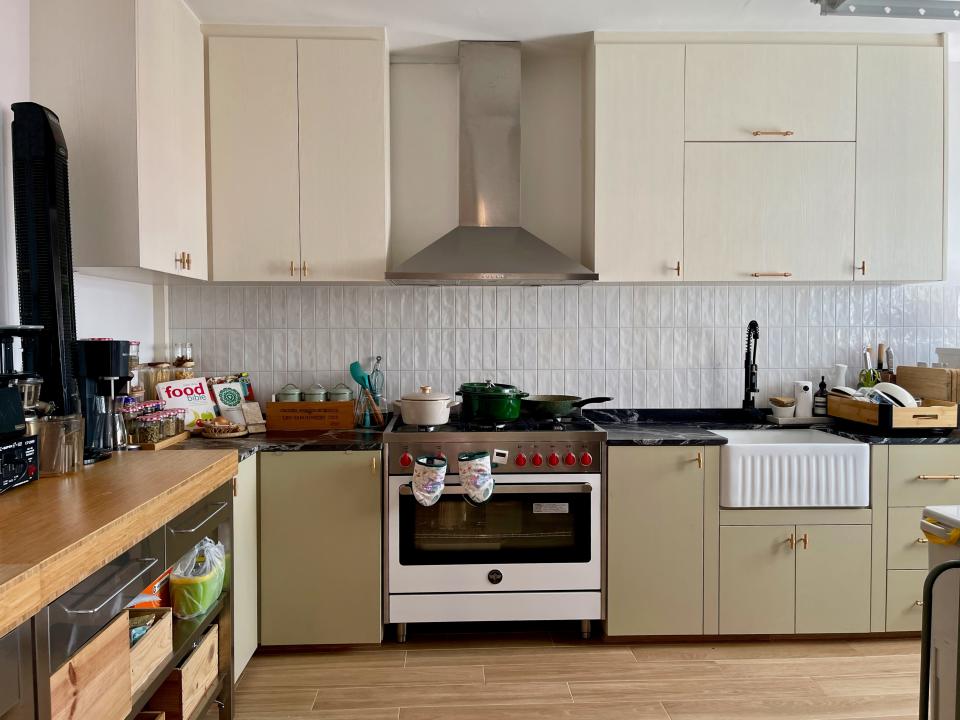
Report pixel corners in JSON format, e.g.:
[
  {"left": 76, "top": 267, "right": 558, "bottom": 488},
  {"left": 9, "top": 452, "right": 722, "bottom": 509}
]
[{"left": 742, "top": 320, "right": 760, "bottom": 409}]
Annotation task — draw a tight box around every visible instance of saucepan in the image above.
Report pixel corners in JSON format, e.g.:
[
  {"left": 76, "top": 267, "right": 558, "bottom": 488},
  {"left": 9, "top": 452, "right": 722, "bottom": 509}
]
[{"left": 521, "top": 395, "right": 612, "bottom": 418}]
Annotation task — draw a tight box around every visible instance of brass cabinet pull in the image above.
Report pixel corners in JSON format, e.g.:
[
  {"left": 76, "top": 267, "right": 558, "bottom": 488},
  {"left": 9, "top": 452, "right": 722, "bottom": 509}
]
[
  {"left": 857, "top": 260, "right": 866, "bottom": 276},
  {"left": 290, "top": 260, "right": 296, "bottom": 277},
  {"left": 752, "top": 130, "right": 794, "bottom": 137},
  {"left": 751, "top": 272, "right": 793, "bottom": 278},
  {"left": 371, "top": 455, "right": 378, "bottom": 474},
  {"left": 915, "top": 600, "right": 925, "bottom": 607},
  {"left": 798, "top": 532, "right": 809, "bottom": 550},
  {"left": 694, "top": 451, "right": 703, "bottom": 469},
  {"left": 302, "top": 260, "right": 309, "bottom": 278},
  {"left": 916, "top": 537, "right": 930, "bottom": 544},
  {"left": 674, "top": 261, "right": 681, "bottom": 277},
  {"left": 185, "top": 252, "right": 192, "bottom": 271},
  {"left": 918, "top": 474, "right": 960, "bottom": 481},
  {"left": 175, "top": 251, "right": 187, "bottom": 269},
  {"left": 786, "top": 533, "right": 796, "bottom": 550}
]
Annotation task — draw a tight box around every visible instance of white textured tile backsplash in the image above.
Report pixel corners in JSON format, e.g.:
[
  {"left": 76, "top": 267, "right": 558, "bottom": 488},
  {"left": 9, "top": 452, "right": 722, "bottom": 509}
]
[{"left": 168, "top": 283, "right": 960, "bottom": 410}]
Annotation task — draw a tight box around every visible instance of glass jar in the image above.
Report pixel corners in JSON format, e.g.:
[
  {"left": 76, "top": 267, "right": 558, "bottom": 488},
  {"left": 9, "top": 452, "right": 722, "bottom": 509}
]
[
  {"left": 128, "top": 340, "right": 140, "bottom": 373},
  {"left": 160, "top": 410, "right": 179, "bottom": 438},
  {"left": 172, "top": 408, "right": 186, "bottom": 434},
  {"left": 174, "top": 361, "right": 195, "bottom": 381},
  {"left": 136, "top": 415, "right": 163, "bottom": 445}
]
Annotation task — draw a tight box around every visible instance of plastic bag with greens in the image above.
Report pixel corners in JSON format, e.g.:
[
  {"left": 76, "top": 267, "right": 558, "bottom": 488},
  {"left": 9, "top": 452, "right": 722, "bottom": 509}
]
[{"left": 170, "top": 537, "right": 225, "bottom": 619}]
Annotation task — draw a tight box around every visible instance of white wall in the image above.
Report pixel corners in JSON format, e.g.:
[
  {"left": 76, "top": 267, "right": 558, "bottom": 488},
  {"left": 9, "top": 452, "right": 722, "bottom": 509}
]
[
  {"left": 0, "top": 0, "right": 29, "bottom": 325},
  {"left": 74, "top": 275, "right": 157, "bottom": 360}
]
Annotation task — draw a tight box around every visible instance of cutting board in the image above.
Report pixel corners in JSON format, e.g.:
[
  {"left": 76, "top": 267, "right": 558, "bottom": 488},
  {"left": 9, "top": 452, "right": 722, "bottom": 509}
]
[{"left": 896, "top": 366, "right": 954, "bottom": 403}]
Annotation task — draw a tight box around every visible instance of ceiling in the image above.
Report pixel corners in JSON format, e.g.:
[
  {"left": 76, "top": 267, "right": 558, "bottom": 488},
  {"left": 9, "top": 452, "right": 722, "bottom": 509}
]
[{"left": 185, "top": 0, "right": 958, "bottom": 53}]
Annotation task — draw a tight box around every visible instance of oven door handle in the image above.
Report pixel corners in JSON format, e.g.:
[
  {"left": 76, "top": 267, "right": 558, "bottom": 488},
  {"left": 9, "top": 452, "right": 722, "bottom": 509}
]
[{"left": 399, "top": 483, "right": 592, "bottom": 496}]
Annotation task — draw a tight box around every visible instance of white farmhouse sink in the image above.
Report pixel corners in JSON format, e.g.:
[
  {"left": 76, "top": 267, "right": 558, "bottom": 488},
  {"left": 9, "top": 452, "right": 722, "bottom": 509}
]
[{"left": 713, "top": 430, "right": 869, "bottom": 508}]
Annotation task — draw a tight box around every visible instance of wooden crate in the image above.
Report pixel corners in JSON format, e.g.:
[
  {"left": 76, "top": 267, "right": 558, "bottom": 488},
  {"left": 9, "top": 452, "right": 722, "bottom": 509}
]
[
  {"left": 50, "top": 611, "right": 131, "bottom": 720},
  {"left": 266, "top": 401, "right": 354, "bottom": 431},
  {"left": 129, "top": 608, "right": 173, "bottom": 698},
  {"left": 146, "top": 625, "right": 219, "bottom": 720},
  {"left": 828, "top": 394, "right": 958, "bottom": 430}
]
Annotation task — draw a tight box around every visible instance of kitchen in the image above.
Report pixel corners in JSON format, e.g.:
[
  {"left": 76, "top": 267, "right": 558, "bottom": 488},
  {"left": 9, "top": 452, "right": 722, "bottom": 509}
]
[{"left": 2, "top": 0, "right": 960, "bottom": 718}]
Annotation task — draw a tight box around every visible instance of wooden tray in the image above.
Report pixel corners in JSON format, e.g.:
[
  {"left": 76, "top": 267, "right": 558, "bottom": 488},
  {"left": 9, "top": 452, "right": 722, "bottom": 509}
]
[
  {"left": 266, "top": 401, "right": 354, "bottom": 431},
  {"left": 895, "top": 366, "right": 955, "bottom": 403},
  {"left": 827, "top": 394, "right": 958, "bottom": 430},
  {"left": 138, "top": 431, "right": 190, "bottom": 451}
]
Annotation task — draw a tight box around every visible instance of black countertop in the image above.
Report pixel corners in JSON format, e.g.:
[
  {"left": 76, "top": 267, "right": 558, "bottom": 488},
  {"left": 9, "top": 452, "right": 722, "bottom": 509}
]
[
  {"left": 172, "top": 429, "right": 384, "bottom": 461},
  {"left": 584, "top": 409, "right": 960, "bottom": 447}
]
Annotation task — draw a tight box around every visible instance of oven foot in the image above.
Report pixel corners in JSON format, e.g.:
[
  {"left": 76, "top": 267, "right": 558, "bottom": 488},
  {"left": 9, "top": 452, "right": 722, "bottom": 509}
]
[
  {"left": 396, "top": 623, "right": 408, "bottom": 643},
  {"left": 580, "top": 620, "right": 592, "bottom": 640}
]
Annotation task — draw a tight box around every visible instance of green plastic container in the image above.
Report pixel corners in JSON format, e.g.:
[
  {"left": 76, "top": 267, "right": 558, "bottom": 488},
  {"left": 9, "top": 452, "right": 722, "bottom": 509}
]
[{"left": 171, "top": 564, "right": 224, "bottom": 619}]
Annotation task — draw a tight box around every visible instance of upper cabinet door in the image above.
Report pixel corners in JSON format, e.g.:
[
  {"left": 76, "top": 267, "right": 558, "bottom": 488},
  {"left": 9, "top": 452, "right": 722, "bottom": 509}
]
[
  {"left": 684, "top": 143, "right": 855, "bottom": 281},
  {"left": 208, "top": 37, "right": 301, "bottom": 282},
  {"left": 592, "top": 43, "right": 684, "bottom": 281},
  {"left": 298, "top": 39, "right": 388, "bottom": 282},
  {"left": 855, "top": 46, "right": 944, "bottom": 282},
  {"left": 685, "top": 44, "right": 857, "bottom": 141}
]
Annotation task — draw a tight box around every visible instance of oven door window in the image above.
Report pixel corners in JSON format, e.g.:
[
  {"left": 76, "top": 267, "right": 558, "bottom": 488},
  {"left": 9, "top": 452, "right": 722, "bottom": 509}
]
[{"left": 399, "top": 486, "right": 591, "bottom": 565}]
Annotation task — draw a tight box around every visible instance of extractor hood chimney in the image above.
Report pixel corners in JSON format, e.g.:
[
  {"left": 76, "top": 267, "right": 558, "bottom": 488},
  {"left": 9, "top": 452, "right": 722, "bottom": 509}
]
[{"left": 385, "top": 41, "right": 598, "bottom": 285}]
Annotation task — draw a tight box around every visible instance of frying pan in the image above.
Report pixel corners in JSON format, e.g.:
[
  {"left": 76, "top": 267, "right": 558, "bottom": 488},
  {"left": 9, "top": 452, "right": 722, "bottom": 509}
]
[{"left": 521, "top": 395, "right": 612, "bottom": 418}]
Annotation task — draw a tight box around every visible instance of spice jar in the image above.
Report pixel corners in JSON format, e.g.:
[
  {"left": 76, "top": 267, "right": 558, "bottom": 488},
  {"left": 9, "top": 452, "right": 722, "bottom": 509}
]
[
  {"left": 160, "top": 410, "right": 179, "bottom": 438},
  {"left": 137, "top": 415, "right": 162, "bottom": 444}
]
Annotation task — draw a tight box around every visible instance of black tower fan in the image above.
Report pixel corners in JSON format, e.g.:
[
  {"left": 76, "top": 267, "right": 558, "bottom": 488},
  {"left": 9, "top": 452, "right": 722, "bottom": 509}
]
[{"left": 11, "top": 102, "right": 78, "bottom": 415}]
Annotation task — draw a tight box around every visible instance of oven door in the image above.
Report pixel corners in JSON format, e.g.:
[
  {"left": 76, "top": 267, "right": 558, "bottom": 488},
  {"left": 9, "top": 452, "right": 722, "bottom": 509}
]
[{"left": 388, "top": 473, "right": 601, "bottom": 593}]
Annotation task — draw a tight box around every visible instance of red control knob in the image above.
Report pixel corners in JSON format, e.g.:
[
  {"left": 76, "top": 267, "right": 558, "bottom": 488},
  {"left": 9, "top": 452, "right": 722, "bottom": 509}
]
[
  {"left": 548, "top": 452, "right": 560, "bottom": 467},
  {"left": 564, "top": 452, "right": 577, "bottom": 466},
  {"left": 399, "top": 452, "right": 413, "bottom": 467},
  {"left": 515, "top": 453, "right": 527, "bottom": 467},
  {"left": 580, "top": 452, "right": 593, "bottom": 467},
  {"left": 532, "top": 453, "right": 544, "bottom": 467}
]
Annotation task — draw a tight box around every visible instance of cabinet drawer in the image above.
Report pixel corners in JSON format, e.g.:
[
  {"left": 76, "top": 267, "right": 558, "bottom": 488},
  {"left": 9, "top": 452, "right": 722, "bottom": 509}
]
[
  {"left": 166, "top": 484, "right": 231, "bottom": 568},
  {"left": 888, "top": 446, "right": 960, "bottom": 507},
  {"left": 685, "top": 44, "right": 856, "bottom": 141},
  {"left": 130, "top": 608, "right": 173, "bottom": 698},
  {"left": 888, "top": 507, "right": 930, "bottom": 570},
  {"left": 50, "top": 611, "right": 131, "bottom": 720},
  {"left": 48, "top": 528, "right": 164, "bottom": 670},
  {"left": 147, "top": 624, "right": 219, "bottom": 720},
  {"left": 886, "top": 569, "right": 926, "bottom": 632}
]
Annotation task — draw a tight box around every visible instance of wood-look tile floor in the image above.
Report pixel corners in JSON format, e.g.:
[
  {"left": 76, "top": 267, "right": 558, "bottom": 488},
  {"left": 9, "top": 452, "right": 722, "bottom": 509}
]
[{"left": 234, "top": 628, "right": 920, "bottom": 720}]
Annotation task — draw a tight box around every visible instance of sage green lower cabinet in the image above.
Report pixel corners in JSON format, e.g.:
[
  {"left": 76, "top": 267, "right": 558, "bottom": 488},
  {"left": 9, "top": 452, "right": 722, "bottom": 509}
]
[
  {"left": 607, "top": 446, "right": 706, "bottom": 636},
  {"left": 719, "top": 525, "right": 795, "bottom": 635},
  {"left": 795, "top": 524, "right": 871, "bottom": 634},
  {"left": 259, "top": 450, "right": 382, "bottom": 645}
]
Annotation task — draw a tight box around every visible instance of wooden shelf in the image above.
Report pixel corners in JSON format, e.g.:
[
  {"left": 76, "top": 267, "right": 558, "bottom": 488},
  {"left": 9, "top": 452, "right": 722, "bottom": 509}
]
[{"left": 125, "top": 593, "right": 228, "bottom": 720}]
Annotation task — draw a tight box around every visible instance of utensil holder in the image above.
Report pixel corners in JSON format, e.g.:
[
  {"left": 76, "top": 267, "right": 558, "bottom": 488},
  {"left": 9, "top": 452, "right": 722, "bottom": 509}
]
[{"left": 354, "top": 389, "right": 386, "bottom": 429}]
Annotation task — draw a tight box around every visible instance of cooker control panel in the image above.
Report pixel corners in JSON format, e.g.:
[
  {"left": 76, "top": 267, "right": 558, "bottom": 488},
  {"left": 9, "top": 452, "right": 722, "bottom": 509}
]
[{"left": 387, "top": 440, "right": 603, "bottom": 475}]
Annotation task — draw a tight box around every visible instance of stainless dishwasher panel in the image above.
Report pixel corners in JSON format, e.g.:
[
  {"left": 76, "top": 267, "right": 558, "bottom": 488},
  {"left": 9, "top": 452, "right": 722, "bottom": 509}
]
[
  {"left": 166, "top": 483, "right": 232, "bottom": 567},
  {"left": 47, "top": 527, "right": 164, "bottom": 671},
  {"left": 0, "top": 626, "right": 21, "bottom": 716}
]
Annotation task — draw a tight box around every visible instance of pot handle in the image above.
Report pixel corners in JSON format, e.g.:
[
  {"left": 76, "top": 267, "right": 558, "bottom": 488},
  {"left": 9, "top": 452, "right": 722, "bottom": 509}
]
[
  {"left": 571, "top": 396, "right": 613, "bottom": 408},
  {"left": 446, "top": 399, "right": 462, "bottom": 409},
  {"left": 517, "top": 392, "right": 529, "bottom": 399}
]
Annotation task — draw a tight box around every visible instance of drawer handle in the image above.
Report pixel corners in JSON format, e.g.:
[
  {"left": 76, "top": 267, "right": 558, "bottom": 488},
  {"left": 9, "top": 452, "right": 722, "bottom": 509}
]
[
  {"left": 168, "top": 501, "right": 229, "bottom": 534},
  {"left": 918, "top": 475, "right": 960, "bottom": 481},
  {"left": 751, "top": 272, "right": 793, "bottom": 278},
  {"left": 917, "top": 537, "right": 930, "bottom": 544},
  {"left": 693, "top": 452, "right": 703, "bottom": 469},
  {"left": 912, "top": 415, "right": 940, "bottom": 421},
  {"left": 399, "top": 483, "right": 592, "bottom": 496},
  {"left": 61, "top": 558, "right": 159, "bottom": 615},
  {"left": 915, "top": 600, "right": 925, "bottom": 607},
  {"left": 751, "top": 130, "right": 794, "bottom": 137}
]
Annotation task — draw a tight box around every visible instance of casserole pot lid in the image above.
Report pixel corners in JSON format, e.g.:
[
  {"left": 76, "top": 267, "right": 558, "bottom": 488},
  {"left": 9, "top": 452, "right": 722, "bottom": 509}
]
[
  {"left": 458, "top": 380, "right": 524, "bottom": 397},
  {"left": 402, "top": 385, "right": 452, "bottom": 402},
  {"left": 305, "top": 383, "right": 327, "bottom": 393}
]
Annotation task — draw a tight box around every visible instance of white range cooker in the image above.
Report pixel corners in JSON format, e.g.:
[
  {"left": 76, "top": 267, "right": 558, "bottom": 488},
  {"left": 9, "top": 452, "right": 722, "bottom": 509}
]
[{"left": 382, "top": 414, "right": 605, "bottom": 642}]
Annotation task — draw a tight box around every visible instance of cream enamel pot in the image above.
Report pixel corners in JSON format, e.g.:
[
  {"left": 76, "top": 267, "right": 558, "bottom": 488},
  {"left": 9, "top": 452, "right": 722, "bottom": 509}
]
[{"left": 395, "top": 386, "right": 460, "bottom": 426}]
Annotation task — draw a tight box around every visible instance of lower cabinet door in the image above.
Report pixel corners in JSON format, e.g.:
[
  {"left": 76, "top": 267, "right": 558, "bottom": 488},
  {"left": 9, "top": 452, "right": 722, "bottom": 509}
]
[
  {"left": 719, "top": 525, "right": 795, "bottom": 634},
  {"left": 233, "top": 455, "right": 258, "bottom": 678},
  {"left": 260, "top": 451, "right": 382, "bottom": 645},
  {"left": 795, "top": 524, "right": 871, "bottom": 634},
  {"left": 606, "top": 447, "right": 704, "bottom": 636},
  {"left": 887, "top": 569, "right": 926, "bottom": 632}
]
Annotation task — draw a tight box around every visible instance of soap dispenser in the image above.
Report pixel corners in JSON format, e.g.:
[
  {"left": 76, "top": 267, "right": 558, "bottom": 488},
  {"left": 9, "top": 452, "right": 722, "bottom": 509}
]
[{"left": 813, "top": 376, "right": 829, "bottom": 417}]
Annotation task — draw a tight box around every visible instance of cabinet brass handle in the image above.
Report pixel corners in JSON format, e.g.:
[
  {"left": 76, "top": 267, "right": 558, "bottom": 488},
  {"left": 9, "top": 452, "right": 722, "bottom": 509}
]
[
  {"left": 175, "top": 251, "right": 187, "bottom": 269},
  {"left": 674, "top": 261, "right": 681, "bottom": 277},
  {"left": 918, "top": 474, "right": 960, "bottom": 481},
  {"left": 916, "top": 537, "right": 929, "bottom": 544},
  {"left": 857, "top": 260, "right": 866, "bottom": 276},
  {"left": 302, "top": 260, "right": 309, "bottom": 278},
  {"left": 694, "top": 452, "right": 703, "bottom": 469},
  {"left": 752, "top": 130, "right": 794, "bottom": 137},
  {"left": 798, "top": 532, "right": 809, "bottom": 550},
  {"left": 915, "top": 600, "right": 925, "bottom": 607},
  {"left": 786, "top": 533, "right": 796, "bottom": 550},
  {"left": 290, "top": 260, "right": 296, "bottom": 277},
  {"left": 751, "top": 272, "right": 793, "bottom": 278},
  {"left": 185, "top": 252, "right": 192, "bottom": 271},
  {"left": 371, "top": 456, "right": 378, "bottom": 474}
]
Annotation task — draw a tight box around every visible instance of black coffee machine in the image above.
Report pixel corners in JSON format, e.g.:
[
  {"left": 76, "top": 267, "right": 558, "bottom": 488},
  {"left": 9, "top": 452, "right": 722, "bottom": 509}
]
[{"left": 73, "top": 339, "right": 132, "bottom": 463}]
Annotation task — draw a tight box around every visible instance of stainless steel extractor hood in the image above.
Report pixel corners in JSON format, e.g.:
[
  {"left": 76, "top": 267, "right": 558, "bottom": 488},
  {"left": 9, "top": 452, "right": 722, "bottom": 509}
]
[{"left": 386, "top": 41, "right": 598, "bottom": 286}]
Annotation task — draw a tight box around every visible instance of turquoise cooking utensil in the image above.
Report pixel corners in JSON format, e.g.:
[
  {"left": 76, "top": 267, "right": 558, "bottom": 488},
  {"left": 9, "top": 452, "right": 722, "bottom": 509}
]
[{"left": 349, "top": 361, "right": 370, "bottom": 390}]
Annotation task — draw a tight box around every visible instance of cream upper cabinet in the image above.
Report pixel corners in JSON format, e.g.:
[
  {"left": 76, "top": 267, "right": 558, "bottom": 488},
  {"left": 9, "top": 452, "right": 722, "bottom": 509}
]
[
  {"left": 31, "top": 0, "right": 207, "bottom": 279},
  {"left": 298, "top": 39, "right": 388, "bottom": 281},
  {"left": 685, "top": 44, "right": 857, "bottom": 141},
  {"left": 855, "top": 45, "right": 945, "bottom": 282},
  {"left": 208, "top": 37, "right": 301, "bottom": 282},
  {"left": 684, "top": 142, "right": 855, "bottom": 281},
  {"left": 607, "top": 447, "right": 705, "bottom": 636},
  {"left": 589, "top": 43, "right": 685, "bottom": 281}
]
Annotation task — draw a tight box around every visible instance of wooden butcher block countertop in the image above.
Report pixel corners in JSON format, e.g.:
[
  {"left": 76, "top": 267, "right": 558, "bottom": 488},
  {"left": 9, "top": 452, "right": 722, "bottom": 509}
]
[{"left": 0, "top": 449, "right": 237, "bottom": 637}]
